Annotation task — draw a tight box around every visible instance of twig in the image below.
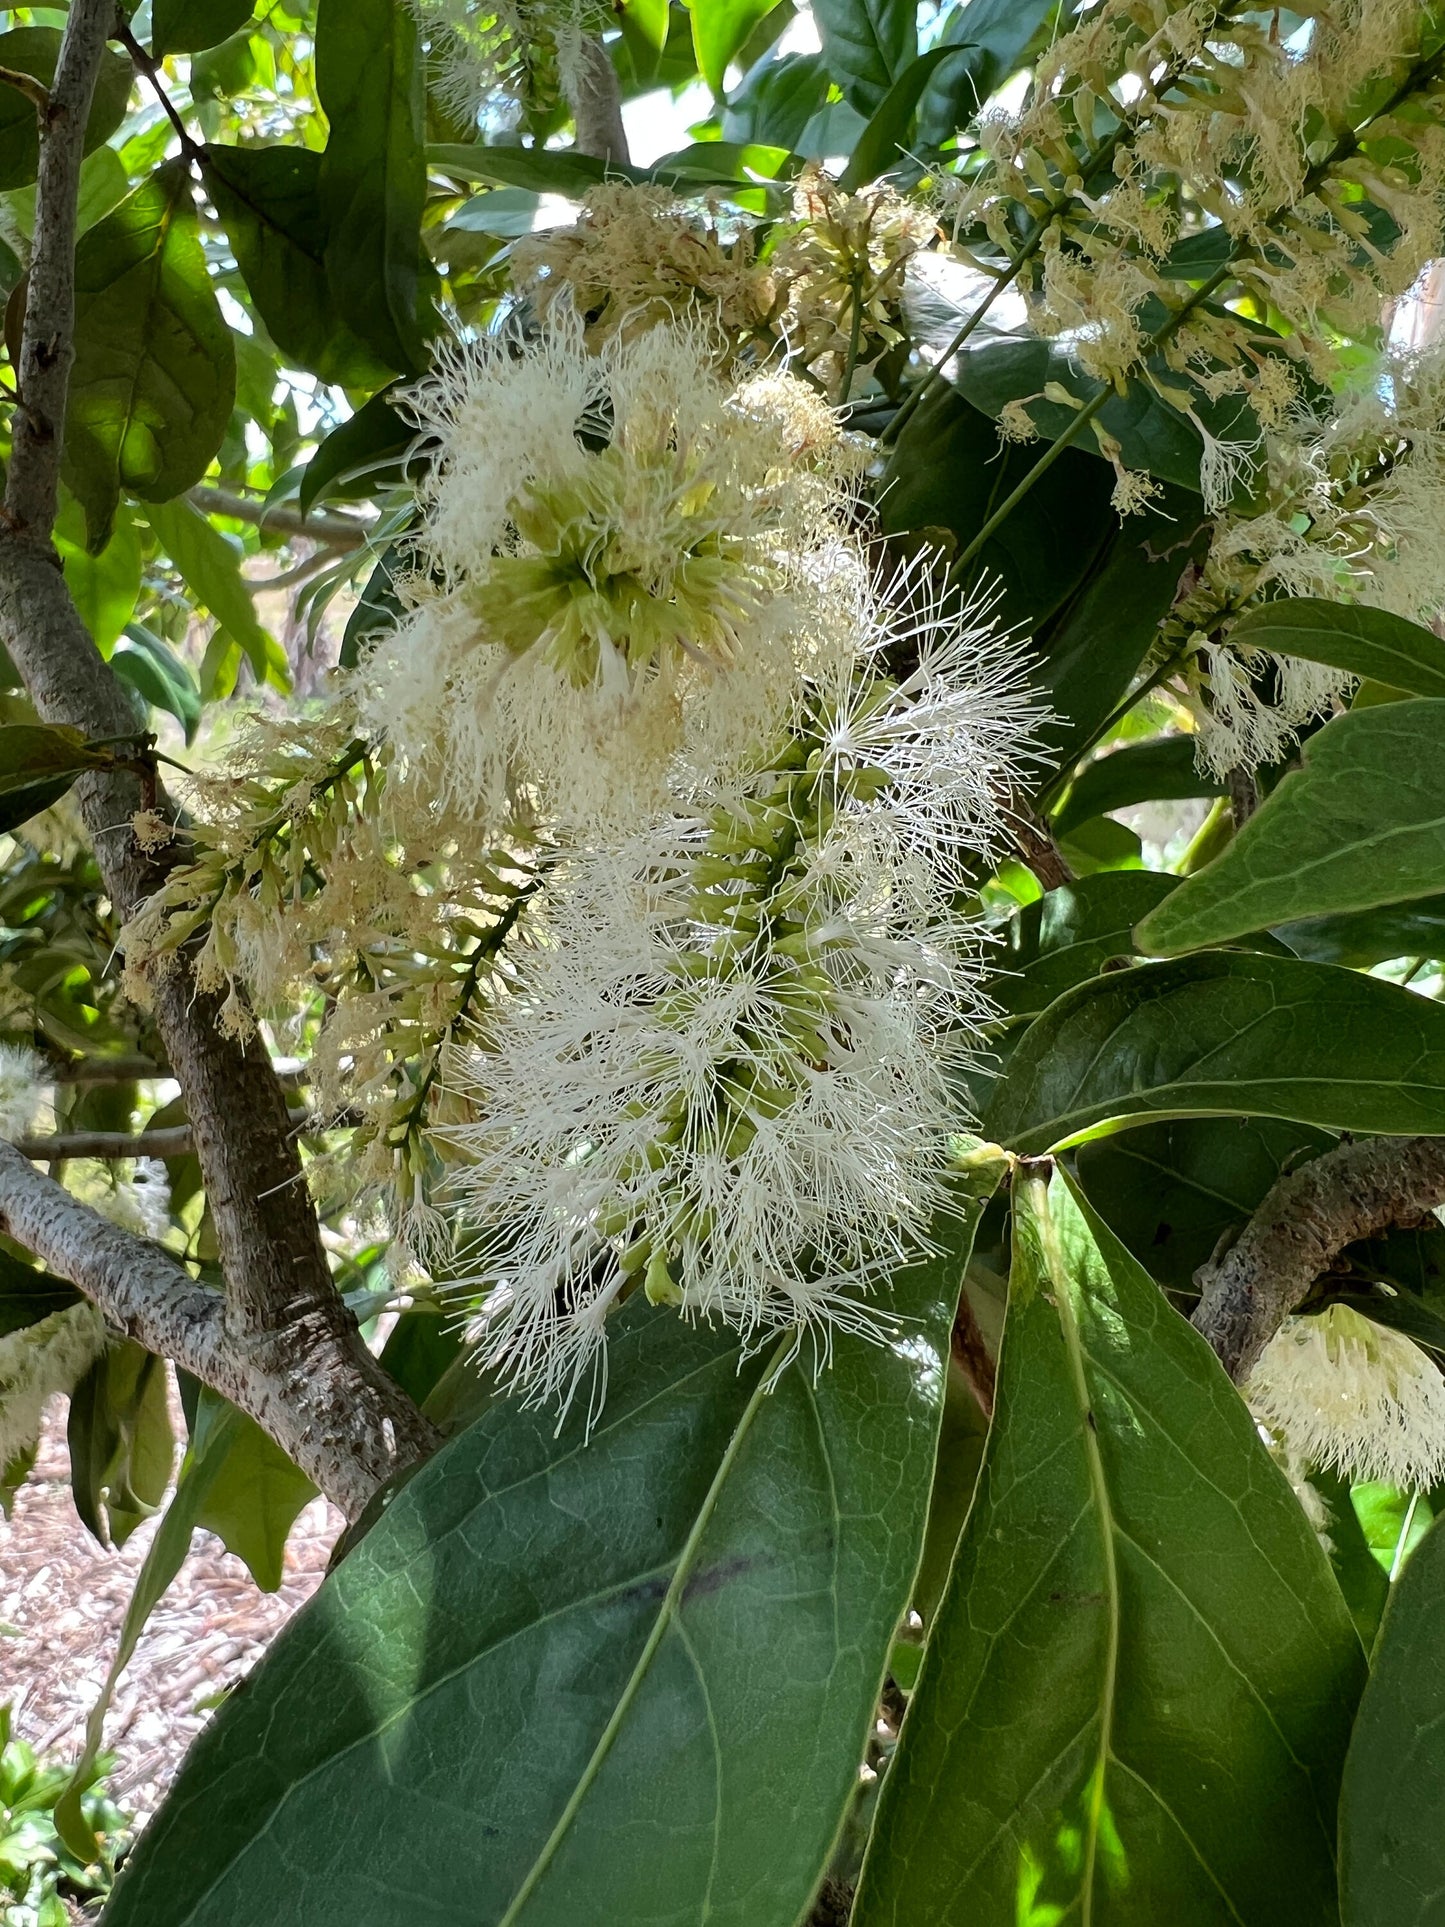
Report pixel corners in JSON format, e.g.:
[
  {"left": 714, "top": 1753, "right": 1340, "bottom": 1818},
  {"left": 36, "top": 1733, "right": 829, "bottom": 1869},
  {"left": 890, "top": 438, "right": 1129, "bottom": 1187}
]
[
  {"left": 1192, "top": 1135, "right": 1445, "bottom": 1380},
  {"left": 1226, "top": 764, "right": 1259, "bottom": 826},
  {"left": 0, "top": 65, "right": 50, "bottom": 115},
  {"left": 47, "top": 1052, "right": 311, "bottom": 1089},
  {"left": 188, "top": 485, "right": 372, "bottom": 550},
  {"left": 14, "top": 1107, "right": 341, "bottom": 1161},
  {"left": 1002, "top": 789, "right": 1074, "bottom": 890},
  {"left": 114, "top": 20, "right": 202, "bottom": 165}
]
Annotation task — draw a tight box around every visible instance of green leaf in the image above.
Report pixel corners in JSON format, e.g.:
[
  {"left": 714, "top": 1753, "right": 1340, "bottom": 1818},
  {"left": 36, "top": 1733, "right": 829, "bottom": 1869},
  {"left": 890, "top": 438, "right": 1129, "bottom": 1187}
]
[
  {"left": 0, "top": 29, "right": 131, "bottom": 191},
  {"left": 991, "top": 872, "right": 1177, "bottom": 1023},
  {"left": 1229, "top": 596, "right": 1445, "bottom": 700},
  {"left": 0, "top": 1251, "right": 79, "bottom": 1339},
  {"left": 1052, "top": 735, "right": 1223, "bottom": 836},
  {"left": 298, "top": 386, "right": 411, "bottom": 513},
  {"left": 985, "top": 951, "right": 1445, "bottom": 1153},
  {"left": 202, "top": 144, "right": 394, "bottom": 387},
  {"left": 102, "top": 1207, "right": 978, "bottom": 1927},
  {"left": 64, "top": 163, "right": 237, "bottom": 550},
  {"left": 687, "top": 0, "right": 779, "bottom": 93},
  {"left": 915, "top": 0, "right": 1062, "bottom": 145},
  {"left": 812, "top": 0, "right": 916, "bottom": 113},
  {"left": 111, "top": 624, "right": 203, "bottom": 742},
  {"left": 1137, "top": 702, "right": 1445, "bottom": 954},
  {"left": 145, "top": 497, "right": 278, "bottom": 685},
  {"left": 152, "top": 0, "right": 255, "bottom": 56},
  {"left": 853, "top": 1167, "right": 1366, "bottom": 1927},
  {"left": 66, "top": 1343, "right": 174, "bottom": 1551},
  {"left": 53, "top": 499, "right": 141, "bottom": 652},
  {"left": 1074, "top": 1116, "right": 1334, "bottom": 1291},
  {"left": 189, "top": 1396, "right": 315, "bottom": 1593},
  {"left": 838, "top": 44, "right": 956, "bottom": 189},
  {"left": 54, "top": 1393, "right": 245, "bottom": 1865},
  {"left": 316, "top": 0, "right": 431, "bottom": 376},
  {"left": 1273, "top": 895, "right": 1445, "bottom": 968},
  {"left": 428, "top": 141, "right": 618, "bottom": 194},
  {"left": 722, "top": 51, "right": 830, "bottom": 149},
  {"left": 625, "top": 0, "right": 670, "bottom": 53},
  {"left": 0, "top": 722, "right": 112, "bottom": 830},
  {"left": 1340, "top": 1511, "right": 1445, "bottom": 1924}
]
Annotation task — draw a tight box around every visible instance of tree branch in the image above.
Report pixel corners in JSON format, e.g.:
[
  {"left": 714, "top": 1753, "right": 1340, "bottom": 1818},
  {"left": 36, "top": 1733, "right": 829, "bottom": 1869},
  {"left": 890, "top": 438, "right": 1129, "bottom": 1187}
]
[
  {"left": 567, "top": 33, "right": 630, "bottom": 165},
  {"left": 1192, "top": 1135, "right": 1445, "bottom": 1380},
  {"left": 0, "top": 1140, "right": 411, "bottom": 1518},
  {"left": 0, "top": 0, "right": 439, "bottom": 1505},
  {"left": 187, "top": 485, "right": 372, "bottom": 550},
  {"left": 1002, "top": 789, "right": 1074, "bottom": 890},
  {"left": 14, "top": 1108, "right": 334, "bottom": 1160}
]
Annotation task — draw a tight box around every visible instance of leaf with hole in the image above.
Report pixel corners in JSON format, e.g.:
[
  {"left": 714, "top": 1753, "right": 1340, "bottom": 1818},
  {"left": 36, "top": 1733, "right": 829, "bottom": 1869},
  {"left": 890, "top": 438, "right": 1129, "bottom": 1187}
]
[
  {"left": 64, "top": 163, "right": 236, "bottom": 550},
  {"left": 985, "top": 950, "right": 1445, "bottom": 1153},
  {"left": 1137, "top": 702, "right": 1445, "bottom": 954},
  {"left": 852, "top": 1166, "right": 1366, "bottom": 1927},
  {"left": 101, "top": 1205, "right": 978, "bottom": 1927}
]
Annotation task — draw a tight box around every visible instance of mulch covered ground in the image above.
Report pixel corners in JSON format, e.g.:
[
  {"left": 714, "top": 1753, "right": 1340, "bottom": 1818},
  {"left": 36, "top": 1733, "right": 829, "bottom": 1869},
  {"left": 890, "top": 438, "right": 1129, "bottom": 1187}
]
[{"left": 0, "top": 1392, "right": 342, "bottom": 1826}]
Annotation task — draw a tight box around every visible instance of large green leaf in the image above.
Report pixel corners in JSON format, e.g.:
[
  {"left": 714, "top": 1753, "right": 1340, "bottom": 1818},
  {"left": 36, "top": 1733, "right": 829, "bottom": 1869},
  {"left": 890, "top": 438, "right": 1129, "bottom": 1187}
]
[
  {"left": 152, "top": 0, "right": 254, "bottom": 56},
  {"left": 0, "top": 1250, "right": 79, "bottom": 1338},
  {"left": 838, "top": 44, "right": 958, "bottom": 190},
  {"left": 111, "top": 624, "right": 203, "bottom": 742},
  {"left": 985, "top": 951, "right": 1445, "bottom": 1153},
  {"left": 145, "top": 498, "right": 278, "bottom": 684},
  {"left": 687, "top": 0, "right": 779, "bottom": 93},
  {"left": 1340, "top": 1511, "right": 1445, "bottom": 1925},
  {"left": 64, "top": 164, "right": 236, "bottom": 550},
  {"left": 722, "top": 52, "right": 831, "bottom": 149},
  {"left": 190, "top": 1400, "right": 315, "bottom": 1593},
  {"left": 1138, "top": 703, "right": 1445, "bottom": 954},
  {"left": 1229, "top": 597, "right": 1445, "bottom": 699},
  {"left": 812, "top": 0, "right": 916, "bottom": 113},
  {"left": 1274, "top": 895, "right": 1445, "bottom": 967},
  {"left": 0, "top": 722, "right": 114, "bottom": 831},
  {"left": 316, "top": 0, "right": 431, "bottom": 375},
  {"left": 1074, "top": 1116, "right": 1334, "bottom": 1291},
  {"left": 202, "top": 144, "right": 393, "bottom": 386},
  {"left": 0, "top": 28, "right": 131, "bottom": 190},
  {"left": 915, "top": 0, "right": 1065, "bottom": 144},
  {"left": 103, "top": 1209, "right": 977, "bottom": 1927},
  {"left": 853, "top": 1167, "right": 1366, "bottom": 1927},
  {"left": 53, "top": 499, "right": 141, "bottom": 652},
  {"left": 990, "top": 871, "right": 1177, "bottom": 1022}
]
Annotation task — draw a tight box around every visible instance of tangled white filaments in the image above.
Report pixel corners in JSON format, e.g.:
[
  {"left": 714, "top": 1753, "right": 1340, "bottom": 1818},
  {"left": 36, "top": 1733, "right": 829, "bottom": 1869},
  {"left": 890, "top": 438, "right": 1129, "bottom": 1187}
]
[
  {"left": 1246, "top": 1303, "right": 1445, "bottom": 1491},
  {"left": 445, "top": 566, "right": 1041, "bottom": 1413},
  {"left": 354, "top": 314, "right": 866, "bottom": 833}
]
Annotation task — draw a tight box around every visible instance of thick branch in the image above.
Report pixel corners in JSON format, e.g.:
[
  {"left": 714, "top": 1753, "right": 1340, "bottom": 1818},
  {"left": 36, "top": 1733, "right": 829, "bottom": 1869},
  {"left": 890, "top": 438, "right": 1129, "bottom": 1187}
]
[
  {"left": 0, "top": 1, "right": 438, "bottom": 1503},
  {"left": 568, "top": 33, "right": 630, "bottom": 165},
  {"left": 0, "top": 1141, "right": 412, "bottom": 1519},
  {"left": 187, "top": 485, "right": 371, "bottom": 549},
  {"left": 1192, "top": 1135, "right": 1445, "bottom": 1380}
]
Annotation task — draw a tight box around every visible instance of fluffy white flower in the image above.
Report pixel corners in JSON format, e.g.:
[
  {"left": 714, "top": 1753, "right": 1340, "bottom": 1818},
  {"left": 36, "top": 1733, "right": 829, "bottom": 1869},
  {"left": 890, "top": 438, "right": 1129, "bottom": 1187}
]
[
  {"left": 355, "top": 315, "right": 864, "bottom": 830},
  {"left": 1189, "top": 637, "right": 1347, "bottom": 778},
  {"left": 0, "top": 1301, "right": 106, "bottom": 1478},
  {"left": 444, "top": 574, "right": 1039, "bottom": 1411},
  {"left": 402, "top": 0, "right": 606, "bottom": 122},
  {"left": 0, "top": 1043, "right": 45, "bottom": 1142},
  {"left": 1246, "top": 1303, "right": 1445, "bottom": 1490}
]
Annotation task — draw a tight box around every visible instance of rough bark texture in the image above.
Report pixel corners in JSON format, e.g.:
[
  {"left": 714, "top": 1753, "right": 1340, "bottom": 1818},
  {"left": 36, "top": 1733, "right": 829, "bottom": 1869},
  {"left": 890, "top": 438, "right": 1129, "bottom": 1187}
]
[
  {"left": 568, "top": 32, "right": 630, "bottom": 164},
  {"left": 0, "top": 1143, "right": 411, "bottom": 1516},
  {"left": 1192, "top": 1134, "right": 1445, "bottom": 1380},
  {"left": 0, "top": 0, "right": 439, "bottom": 1513}
]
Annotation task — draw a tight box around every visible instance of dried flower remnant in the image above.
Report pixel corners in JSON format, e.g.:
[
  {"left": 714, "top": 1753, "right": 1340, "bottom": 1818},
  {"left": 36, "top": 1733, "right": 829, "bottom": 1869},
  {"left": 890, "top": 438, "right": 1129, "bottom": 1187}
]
[
  {"left": 1246, "top": 1303, "right": 1445, "bottom": 1491},
  {"left": 357, "top": 316, "right": 866, "bottom": 829},
  {"left": 513, "top": 184, "right": 779, "bottom": 356},
  {"left": 447, "top": 570, "right": 1040, "bottom": 1413}
]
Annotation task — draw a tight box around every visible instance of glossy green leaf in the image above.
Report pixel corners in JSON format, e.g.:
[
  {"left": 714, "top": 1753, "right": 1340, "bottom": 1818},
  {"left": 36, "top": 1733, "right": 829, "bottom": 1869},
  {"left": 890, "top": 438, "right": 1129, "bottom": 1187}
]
[
  {"left": 722, "top": 51, "right": 830, "bottom": 148},
  {"left": 853, "top": 1167, "right": 1366, "bottom": 1927},
  {"left": 687, "top": 0, "right": 779, "bottom": 93},
  {"left": 66, "top": 1342, "right": 174, "bottom": 1551},
  {"left": 838, "top": 44, "right": 958, "bottom": 190},
  {"left": 0, "top": 29, "right": 131, "bottom": 191},
  {"left": 428, "top": 141, "right": 619, "bottom": 193},
  {"left": 111, "top": 624, "right": 203, "bottom": 742},
  {"left": 202, "top": 144, "right": 394, "bottom": 386},
  {"left": 991, "top": 872, "right": 1176, "bottom": 1022},
  {"left": 103, "top": 1208, "right": 975, "bottom": 1927},
  {"left": 316, "top": 0, "right": 431, "bottom": 375},
  {"left": 189, "top": 1397, "right": 316, "bottom": 1593},
  {"left": 53, "top": 499, "right": 141, "bottom": 653},
  {"left": 812, "top": 0, "right": 916, "bottom": 113},
  {"left": 146, "top": 497, "right": 278, "bottom": 684},
  {"left": 1074, "top": 1115, "right": 1334, "bottom": 1290},
  {"left": 915, "top": 0, "right": 1062, "bottom": 144},
  {"left": 1229, "top": 596, "right": 1445, "bottom": 699},
  {"left": 1340, "top": 1511, "right": 1445, "bottom": 1924},
  {"left": 64, "top": 163, "right": 236, "bottom": 550},
  {"left": 1138, "top": 703, "right": 1445, "bottom": 954},
  {"left": 298, "top": 386, "right": 411, "bottom": 513},
  {"left": 1273, "top": 895, "right": 1445, "bottom": 967},
  {"left": 985, "top": 951, "right": 1445, "bottom": 1153},
  {"left": 1052, "top": 735, "right": 1223, "bottom": 836},
  {"left": 625, "top": 0, "right": 670, "bottom": 53},
  {"left": 152, "top": 0, "right": 254, "bottom": 56}
]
